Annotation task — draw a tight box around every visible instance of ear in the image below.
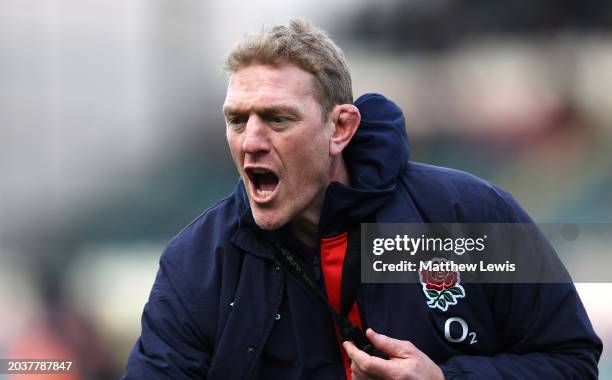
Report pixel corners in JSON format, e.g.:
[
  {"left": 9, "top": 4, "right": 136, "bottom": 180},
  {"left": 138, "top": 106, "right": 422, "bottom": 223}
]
[{"left": 329, "top": 104, "right": 361, "bottom": 156}]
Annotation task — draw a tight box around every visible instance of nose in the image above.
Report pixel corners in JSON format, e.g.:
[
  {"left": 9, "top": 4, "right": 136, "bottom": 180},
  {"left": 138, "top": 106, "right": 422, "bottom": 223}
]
[{"left": 242, "top": 116, "right": 270, "bottom": 155}]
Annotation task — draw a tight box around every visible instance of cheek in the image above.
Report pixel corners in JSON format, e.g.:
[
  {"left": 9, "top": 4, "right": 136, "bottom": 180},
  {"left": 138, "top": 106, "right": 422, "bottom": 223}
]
[
  {"left": 292, "top": 128, "right": 330, "bottom": 159},
  {"left": 227, "top": 135, "right": 244, "bottom": 162},
  {"left": 284, "top": 136, "right": 329, "bottom": 175}
]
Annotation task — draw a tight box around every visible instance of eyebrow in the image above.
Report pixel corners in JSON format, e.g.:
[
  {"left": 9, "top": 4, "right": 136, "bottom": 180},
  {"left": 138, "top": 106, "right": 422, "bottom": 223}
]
[{"left": 223, "top": 104, "right": 301, "bottom": 118}]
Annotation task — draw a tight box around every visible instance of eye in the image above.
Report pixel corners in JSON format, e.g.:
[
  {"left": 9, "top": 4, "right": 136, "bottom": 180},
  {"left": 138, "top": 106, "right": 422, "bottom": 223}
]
[
  {"left": 226, "top": 116, "right": 246, "bottom": 130},
  {"left": 227, "top": 116, "right": 244, "bottom": 125},
  {"left": 268, "top": 115, "right": 290, "bottom": 127}
]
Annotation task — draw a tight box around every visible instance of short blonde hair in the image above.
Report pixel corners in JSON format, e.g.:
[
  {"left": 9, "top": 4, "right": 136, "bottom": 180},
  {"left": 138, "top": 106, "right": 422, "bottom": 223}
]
[{"left": 224, "top": 20, "right": 353, "bottom": 117}]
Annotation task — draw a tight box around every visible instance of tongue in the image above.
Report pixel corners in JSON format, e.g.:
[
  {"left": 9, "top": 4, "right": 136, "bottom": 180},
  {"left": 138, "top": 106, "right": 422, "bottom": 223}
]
[{"left": 258, "top": 173, "right": 278, "bottom": 192}]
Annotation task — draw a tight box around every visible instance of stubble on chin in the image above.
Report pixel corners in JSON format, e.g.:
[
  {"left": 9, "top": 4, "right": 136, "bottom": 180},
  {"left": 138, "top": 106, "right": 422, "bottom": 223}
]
[{"left": 251, "top": 209, "right": 287, "bottom": 231}]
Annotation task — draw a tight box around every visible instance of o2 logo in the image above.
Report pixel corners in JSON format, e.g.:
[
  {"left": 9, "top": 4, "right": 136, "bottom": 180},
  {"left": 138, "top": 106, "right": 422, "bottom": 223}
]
[{"left": 444, "top": 317, "right": 477, "bottom": 345}]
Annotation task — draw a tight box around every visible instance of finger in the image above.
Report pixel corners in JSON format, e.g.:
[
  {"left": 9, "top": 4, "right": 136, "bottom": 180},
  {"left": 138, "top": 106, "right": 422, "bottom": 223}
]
[
  {"left": 343, "top": 341, "right": 367, "bottom": 362},
  {"left": 366, "top": 328, "right": 414, "bottom": 359},
  {"left": 343, "top": 340, "right": 392, "bottom": 377}
]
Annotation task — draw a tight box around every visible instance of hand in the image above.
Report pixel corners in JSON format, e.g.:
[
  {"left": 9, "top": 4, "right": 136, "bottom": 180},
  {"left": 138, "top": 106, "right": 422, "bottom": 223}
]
[{"left": 343, "top": 328, "right": 444, "bottom": 380}]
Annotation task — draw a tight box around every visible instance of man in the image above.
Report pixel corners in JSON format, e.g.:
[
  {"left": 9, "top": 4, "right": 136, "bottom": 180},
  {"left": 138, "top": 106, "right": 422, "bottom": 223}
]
[{"left": 124, "top": 20, "right": 601, "bottom": 379}]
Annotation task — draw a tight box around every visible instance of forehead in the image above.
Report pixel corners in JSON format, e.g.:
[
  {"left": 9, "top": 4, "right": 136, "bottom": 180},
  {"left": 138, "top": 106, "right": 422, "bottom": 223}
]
[{"left": 223, "top": 64, "right": 318, "bottom": 111}]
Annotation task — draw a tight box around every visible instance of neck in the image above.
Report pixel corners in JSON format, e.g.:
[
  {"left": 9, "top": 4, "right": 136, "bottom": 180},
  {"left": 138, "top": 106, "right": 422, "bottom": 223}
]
[{"left": 290, "top": 156, "right": 350, "bottom": 248}]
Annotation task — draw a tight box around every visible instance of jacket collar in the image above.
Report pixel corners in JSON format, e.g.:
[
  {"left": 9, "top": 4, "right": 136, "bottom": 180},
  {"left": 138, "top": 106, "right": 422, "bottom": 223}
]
[
  {"left": 229, "top": 183, "right": 277, "bottom": 260},
  {"left": 319, "top": 93, "right": 411, "bottom": 236}
]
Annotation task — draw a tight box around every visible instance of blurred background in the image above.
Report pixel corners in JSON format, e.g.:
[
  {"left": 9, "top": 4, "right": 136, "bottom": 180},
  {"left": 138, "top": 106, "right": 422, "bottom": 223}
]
[{"left": 1, "top": 0, "right": 611, "bottom": 378}]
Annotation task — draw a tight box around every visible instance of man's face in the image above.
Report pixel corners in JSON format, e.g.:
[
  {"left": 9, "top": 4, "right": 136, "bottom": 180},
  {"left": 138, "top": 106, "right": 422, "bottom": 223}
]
[{"left": 223, "top": 63, "right": 333, "bottom": 231}]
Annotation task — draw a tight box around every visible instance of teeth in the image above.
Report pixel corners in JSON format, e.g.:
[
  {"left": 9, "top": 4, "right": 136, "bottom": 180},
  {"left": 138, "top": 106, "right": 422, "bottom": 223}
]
[{"left": 256, "top": 189, "right": 273, "bottom": 197}]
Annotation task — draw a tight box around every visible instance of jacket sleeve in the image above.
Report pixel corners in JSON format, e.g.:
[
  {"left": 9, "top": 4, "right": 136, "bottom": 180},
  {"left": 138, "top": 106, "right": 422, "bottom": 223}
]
[
  {"left": 439, "top": 189, "right": 602, "bottom": 379},
  {"left": 438, "top": 282, "right": 602, "bottom": 379},
  {"left": 123, "top": 247, "right": 214, "bottom": 379}
]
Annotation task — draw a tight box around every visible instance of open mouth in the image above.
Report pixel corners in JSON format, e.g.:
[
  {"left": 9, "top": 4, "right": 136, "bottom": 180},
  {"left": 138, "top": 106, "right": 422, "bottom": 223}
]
[{"left": 246, "top": 168, "right": 280, "bottom": 201}]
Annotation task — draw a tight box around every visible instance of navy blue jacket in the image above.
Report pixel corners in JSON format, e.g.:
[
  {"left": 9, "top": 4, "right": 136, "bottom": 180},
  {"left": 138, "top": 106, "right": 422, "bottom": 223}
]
[{"left": 124, "top": 93, "right": 602, "bottom": 379}]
